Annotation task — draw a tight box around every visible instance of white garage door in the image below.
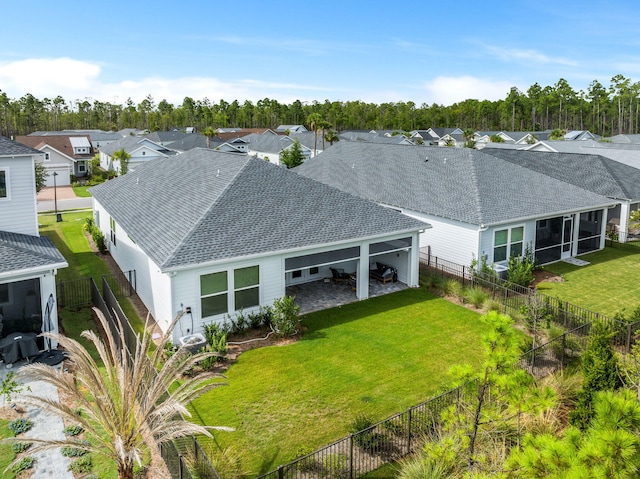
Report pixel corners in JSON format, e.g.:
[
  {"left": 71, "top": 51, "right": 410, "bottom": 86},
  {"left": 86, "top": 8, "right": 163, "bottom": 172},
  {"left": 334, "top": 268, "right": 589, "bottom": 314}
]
[{"left": 44, "top": 164, "right": 71, "bottom": 187}]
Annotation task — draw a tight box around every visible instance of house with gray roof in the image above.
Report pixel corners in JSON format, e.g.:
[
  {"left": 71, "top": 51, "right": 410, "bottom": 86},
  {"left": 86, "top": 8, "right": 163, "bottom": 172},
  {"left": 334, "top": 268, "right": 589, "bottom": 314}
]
[
  {"left": 0, "top": 136, "right": 67, "bottom": 353},
  {"left": 486, "top": 149, "right": 640, "bottom": 242},
  {"left": 99, "top": 136, "right": 178, "bottom": 174},
  {"left": 89, "top": 148, "right": 428, "bottom": 339},
  {"left": 295, "top": 142, "right": 616, "bottom": 268},
  {"left": 244, "top": 133, "right": 313, "bottom": 164}
]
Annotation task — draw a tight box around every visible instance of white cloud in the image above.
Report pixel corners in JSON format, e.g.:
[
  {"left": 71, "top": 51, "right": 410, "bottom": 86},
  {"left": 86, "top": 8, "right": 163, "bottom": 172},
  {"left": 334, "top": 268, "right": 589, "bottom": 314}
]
[
  {"left": 482, "top": 44, "right": 577, "bottom": 67},
  {"left": 422, "top": 76, "right": 515, "bottom": 105},
  {"left": 0, "top": 57, "right": 335, "bottom": 105}
]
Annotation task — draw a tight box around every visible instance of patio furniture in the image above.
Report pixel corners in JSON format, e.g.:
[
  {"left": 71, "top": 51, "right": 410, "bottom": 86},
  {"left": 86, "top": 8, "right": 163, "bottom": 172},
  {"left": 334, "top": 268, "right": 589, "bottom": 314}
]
[
  {"left": 330, "top": 267, "right": 352, "bottom": 284},
  {"left": 0, "top": 332, "right": 39, "bottom": 364},
  {"left": 370, "top": 262, "right": 397, "bottom": 284}
]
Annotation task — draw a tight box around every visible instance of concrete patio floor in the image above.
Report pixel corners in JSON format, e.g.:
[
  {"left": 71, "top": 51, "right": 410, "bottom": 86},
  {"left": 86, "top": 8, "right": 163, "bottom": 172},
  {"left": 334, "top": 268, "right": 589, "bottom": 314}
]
[{"left": 287, "top": 277, "right": 408, "bottom": 315}]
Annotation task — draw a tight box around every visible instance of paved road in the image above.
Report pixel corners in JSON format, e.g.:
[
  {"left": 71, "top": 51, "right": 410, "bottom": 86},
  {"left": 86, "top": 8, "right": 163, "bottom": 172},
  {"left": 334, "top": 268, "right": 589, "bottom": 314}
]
[{"left": 38, "top": 197, "right": 92, "bottom": 213}]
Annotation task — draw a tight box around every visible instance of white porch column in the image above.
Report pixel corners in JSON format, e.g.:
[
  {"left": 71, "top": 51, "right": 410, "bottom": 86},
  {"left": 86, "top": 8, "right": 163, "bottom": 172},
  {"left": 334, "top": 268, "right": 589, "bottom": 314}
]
[
  {"left": 357, "top": 242, "right": 370, "bottom": 300},
  {"left": 408, "top": 232, "right": 420, "bottom": 287},
  {"left": 40, "top": 272, "right": 59, "bottom": 349},
  {"left": 618, "top": 202, "right": 630, "bottom": 243},
  {"left": 601, "top": 207, "right": 611, "bottom": 247}
]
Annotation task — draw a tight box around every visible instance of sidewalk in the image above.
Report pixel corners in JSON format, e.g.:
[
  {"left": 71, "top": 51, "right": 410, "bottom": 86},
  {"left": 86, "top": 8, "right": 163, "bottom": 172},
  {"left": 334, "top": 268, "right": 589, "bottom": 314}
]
[
  {"left": 37, "top": 187, "right": 92, "bottom": 213},
  {"left": 1, "top": 361, "right": 73, "bottom": 479}
]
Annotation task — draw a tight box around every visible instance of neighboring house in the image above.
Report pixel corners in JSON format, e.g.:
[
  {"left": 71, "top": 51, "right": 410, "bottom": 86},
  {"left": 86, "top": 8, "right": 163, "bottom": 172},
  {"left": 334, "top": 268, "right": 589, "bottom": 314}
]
[
  {"left": 437, "top": 133, "right": 466, "bottom": 147},
  {"left": 295, "top": 142, "right": 616, "bottom": 268},
  {"left": 276, "top": 125, "right": 307, "bottom": 133},
  {"left": 340, "top": 131, "right": 415, "bottom": 146},
  {"left": 89, "top": 149, "right": 428, "bottom": 340},
  {"left": 99, "top": 136, "right": 177, "bottom": 174},
  {"left": 0, "top": 136, "right": 67, "bottom": 350},
  {"left": 565, "top": 130, "right": 599, "bottom": 141},
  {"left": 16, "top": 135, "right": 94, "bottom": 186},
  {"left": 29, "top": 129, "right": 123, "bottom": 151},
  {"left": 486, "top": 149, "right": 640, "bottom": 242},
  {"left": 245, "top": 133, "right": 313, "bottom": 164},
  {"left": 475, "top": 131, "right": 537, "bottom": 146}
]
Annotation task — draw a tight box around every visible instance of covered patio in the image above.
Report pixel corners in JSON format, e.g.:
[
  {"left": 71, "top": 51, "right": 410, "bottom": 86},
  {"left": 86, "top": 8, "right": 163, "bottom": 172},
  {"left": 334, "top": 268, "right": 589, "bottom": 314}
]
[{"left": 287, "top": 276, "right": 408, "bottom": 315}]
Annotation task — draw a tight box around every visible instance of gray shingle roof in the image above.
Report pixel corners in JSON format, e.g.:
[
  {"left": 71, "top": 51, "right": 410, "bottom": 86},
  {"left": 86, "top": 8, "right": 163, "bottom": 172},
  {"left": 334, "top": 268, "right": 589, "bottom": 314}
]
[
  {"left": 0, "top": 135, "right": 42, "bottom": 156},
  {"left": 89, "top": 149, "right": 427, "bottom": 271},
  {"left": 486, "top": 150, "right": 640, "bottom": 201},
  {"left": 294, "top": 142, "right": 615, "bottom": 226},
  {"left": 0, "top": 232, "right": 67, "bottom": 274}
]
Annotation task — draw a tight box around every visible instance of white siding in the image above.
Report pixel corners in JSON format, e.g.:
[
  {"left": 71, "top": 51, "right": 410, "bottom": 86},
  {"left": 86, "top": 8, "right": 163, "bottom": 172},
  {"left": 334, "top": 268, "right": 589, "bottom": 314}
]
[
  {"left": 402, "top": 209, "right": 480, "bottom": 265},
  {"left": 0, "top": 155, "right": 38, "bottom": 236}
]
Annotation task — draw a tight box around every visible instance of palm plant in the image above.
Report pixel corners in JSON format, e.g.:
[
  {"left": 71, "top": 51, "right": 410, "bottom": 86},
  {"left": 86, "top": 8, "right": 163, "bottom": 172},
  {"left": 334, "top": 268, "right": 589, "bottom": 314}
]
[
  {"left": 202, "top": 126, "right": 216, "bottom": 149},
  {"left": 8, "top": 309, "right": 230, "bottom": 479},
  {"left": 112, "top": 148, "right": 131, "bottom": 175}
]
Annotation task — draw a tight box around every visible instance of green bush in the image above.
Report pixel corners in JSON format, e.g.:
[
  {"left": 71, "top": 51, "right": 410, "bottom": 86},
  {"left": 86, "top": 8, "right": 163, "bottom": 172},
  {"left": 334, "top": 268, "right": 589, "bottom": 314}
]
[
  {"left": 68, "top": 455, "right": 92, "bottom": 474},
  {"left": 91, "top": 228, "right": 107, "bottom": 254},
  {"left": 271, "top": 296, "right": 300, "bottom": 337},
  {"left": 8, "top": 418, "right": 33, "bottom": 436},
  {"left": 203, "top": 323, "right": 228, "bottom": 359},
  {"left": 11, "top": 442, "right": 32, "bottom": 453},
  {"left": 11, "top": 456, "right": 34, "bottom": 474},
  {"left": 62, "top": 446, "right": 88, "bottom": 457},
  {"left": 463, "top": 287, "right": 488, "bottom": 308},
  {"left": 506, "top": 244, "right": 536, "bottom": 287},
  {"left": 63, "top": 424, "right": 84, "bottom": 436},
  {"left": 444, "top": 279, "right": 463, "bottom": 299}
]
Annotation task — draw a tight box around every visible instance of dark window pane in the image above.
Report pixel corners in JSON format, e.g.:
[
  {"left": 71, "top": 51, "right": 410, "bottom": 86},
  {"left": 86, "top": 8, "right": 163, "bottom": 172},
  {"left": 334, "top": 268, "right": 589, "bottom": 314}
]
[
  {"left": 235, "top": 288, "right": 259, "bottom": 310},
  {"left": 234, "top": 266, "right": 259, "bottom": 289},
  {"left": 511, "top": 242, "right": 523, "bottom": 258},
  {"left": 202, "top": 294, "right": 228, "bottom": 317},
  {"left": 201, "top": 272, "right": 227, "bottom": 296},
  {"left": 494, "top": 245, "right": 507, "bottom": 263}
]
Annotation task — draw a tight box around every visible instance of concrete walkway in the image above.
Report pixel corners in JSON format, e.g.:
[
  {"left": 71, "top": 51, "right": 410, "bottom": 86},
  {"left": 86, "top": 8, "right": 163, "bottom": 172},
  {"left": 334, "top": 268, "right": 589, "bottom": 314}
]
[
  {"left": 36, "top": 186, "right": 92, "bottom": 213},
  {"left": 1, "top": 362, "right": 73, "bottom": 479}
]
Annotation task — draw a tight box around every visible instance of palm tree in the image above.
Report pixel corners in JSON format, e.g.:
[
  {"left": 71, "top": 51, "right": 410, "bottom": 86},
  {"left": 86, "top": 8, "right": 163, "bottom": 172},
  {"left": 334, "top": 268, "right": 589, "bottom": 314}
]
[
  {"left": 11, "top": 309, "right": 229, "bottom": 479},
  {"left": 202, "top": 126, "right": 216, "bottom": 149},
  {"left": 306, "top": 113, "right": 322, "bottom": 157},
  {"left": 324, "top": 129, "right": 339, "bottom": 146},
  {"left": 112, "top": 148, "right": 132, "bottom": 175}
]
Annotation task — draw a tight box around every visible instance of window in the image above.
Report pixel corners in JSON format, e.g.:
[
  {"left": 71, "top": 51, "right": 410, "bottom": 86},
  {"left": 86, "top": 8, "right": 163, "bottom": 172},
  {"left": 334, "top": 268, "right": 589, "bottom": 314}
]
[
  {"left": 78, "top": 161, "right": 86, "bottom": 173},
  {"left": 493, "top": 226, "right": 524, "bottom": 262},
  {"left": 292, "top": 270, "right": 302, "bottom": 278},
  {"left": 109, "top": 217, "right": 116, "bottom": 246},
  {"left": 201, "top": 271, "right": 228, "bottom": 317},
  {"left": 0, "top": 283, "right": 9, "bottom": 304},
  {"left": 0, "top": 169, "right": 7, "bottom": 199},
  {"left": 44, "top": 153, "right": 50, "bottom": 161},
  {"left": 310, "top": 267, "right": 319, "bottom": 275},
  {"left": 234, "top": 266, "right": 259, "bottom": 310}
]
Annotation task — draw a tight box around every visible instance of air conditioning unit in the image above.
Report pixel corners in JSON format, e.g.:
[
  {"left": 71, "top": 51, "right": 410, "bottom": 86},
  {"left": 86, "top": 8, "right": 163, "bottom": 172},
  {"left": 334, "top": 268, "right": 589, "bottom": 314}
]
[{"left": 492, "top": 263, "right": 508, "bottom": 280}]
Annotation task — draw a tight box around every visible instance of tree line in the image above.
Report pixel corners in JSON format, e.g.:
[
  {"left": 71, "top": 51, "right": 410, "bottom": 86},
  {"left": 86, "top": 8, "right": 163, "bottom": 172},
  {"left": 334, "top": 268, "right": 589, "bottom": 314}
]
[{"left": 2, "top": 74, "right": 640, "bottom": 137}]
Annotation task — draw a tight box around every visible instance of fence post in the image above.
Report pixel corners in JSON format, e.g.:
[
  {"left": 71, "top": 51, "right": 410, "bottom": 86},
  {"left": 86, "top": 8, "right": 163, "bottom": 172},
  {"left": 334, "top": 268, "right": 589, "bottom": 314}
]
[
  {"left": 59, "top": 282, "right": 64, "bottom": 308},
  {"left": 277, "top": 465, "right": 284, "bottom": 479},
  {"left": 407, "top": 408, "right": 412, "bottom": 454},
  {"left": 350, "top": 434, "right": 354, "bottom": 479},
  {"left": 627, "top": 324, "right": 633, "bottom": 354},
  {"left": 561, "top": 334, "right": 566, "bottom": 369},
  {"left": 462, "top": 265, "right": 466, "bottom": 287},
  {"left": 194, "top": 436, "right": 197, "bottom": 460},
  {"left": 179, "top": 454, "right": 184, "bottom": 479}
]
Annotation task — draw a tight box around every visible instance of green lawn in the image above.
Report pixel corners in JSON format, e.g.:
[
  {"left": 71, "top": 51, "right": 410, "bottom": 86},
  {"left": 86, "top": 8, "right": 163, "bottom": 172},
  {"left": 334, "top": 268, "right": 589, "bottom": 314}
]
[
  {"left": 39, "top": 211, "right": 146, "bottom": 339},
  {"left": 536, "top": 246, "right": 640, "bottom": 317},
  {"left": 190, "top": 288, "right": 491, "bottom": 476},
  {"left": 71, "top": 185, "right": 92, "bottom": 197}
]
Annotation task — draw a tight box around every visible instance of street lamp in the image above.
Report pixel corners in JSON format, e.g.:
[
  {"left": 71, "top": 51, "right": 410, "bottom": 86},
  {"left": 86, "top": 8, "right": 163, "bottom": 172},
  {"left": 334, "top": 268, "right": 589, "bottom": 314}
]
[{"left": 53, "top": 172, "right": 62, "bottom": 222}]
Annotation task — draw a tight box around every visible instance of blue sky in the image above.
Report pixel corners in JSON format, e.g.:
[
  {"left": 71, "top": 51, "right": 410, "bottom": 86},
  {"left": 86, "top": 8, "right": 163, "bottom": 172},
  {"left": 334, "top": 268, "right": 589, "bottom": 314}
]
[{"left": 1, "top": 0, "right": 639, "bottom": 107}]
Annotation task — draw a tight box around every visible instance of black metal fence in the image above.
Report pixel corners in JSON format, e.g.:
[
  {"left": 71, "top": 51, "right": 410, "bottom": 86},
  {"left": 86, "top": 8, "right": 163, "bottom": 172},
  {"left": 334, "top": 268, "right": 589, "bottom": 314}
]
[
  {"left": 255, "top": 381, "right": 477, "bottom": 479},
  {"left": 58, "top": 270, "right": 136, "bottom": 308},
  {"left": 419, "top": 252, "right": 640, "bottom": 354},
  {"left": 89, "top": 276, "right": 221, "bottom": 479}
]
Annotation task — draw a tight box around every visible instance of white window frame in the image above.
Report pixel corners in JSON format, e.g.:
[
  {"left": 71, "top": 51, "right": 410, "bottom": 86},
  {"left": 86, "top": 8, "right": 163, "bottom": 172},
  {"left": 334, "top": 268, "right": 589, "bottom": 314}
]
[
  {"left": 0, "top": 168, "right": 9, "bottom": 200},
  {"left": 493, "top": 225, "right": 525, "bottom": 263}
]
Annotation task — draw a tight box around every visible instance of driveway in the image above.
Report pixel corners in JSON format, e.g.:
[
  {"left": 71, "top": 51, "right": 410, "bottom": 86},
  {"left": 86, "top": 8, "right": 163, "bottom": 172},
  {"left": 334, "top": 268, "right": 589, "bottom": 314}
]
[{"left": 37, "top": 187, "right": 92, "bottom": 213}]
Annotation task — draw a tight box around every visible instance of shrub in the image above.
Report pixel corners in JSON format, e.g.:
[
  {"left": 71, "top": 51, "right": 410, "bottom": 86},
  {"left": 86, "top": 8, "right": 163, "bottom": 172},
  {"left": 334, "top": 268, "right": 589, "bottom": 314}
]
[
  {"left": 63, "top": 424, "right": 84, "bottom": 436},
  {"left": 198, "top": 347, "right": 221, "bottom": 370},
  {"left": 11, "top": 456, "right": 34, "bottom": 474},
  {"left": 483, "top": 299, "right": 502, "bottom": 313},
  {"left": 444, "top": 279, "right": 463, "bottom": 299},
  {"left": 62, "top": 446, "right": 88, "bottom": 457},
  {"left": 203, "top": 323, "right": 228, "bottom": 359},
  {"left": 8, "top": 418, "right": 33, "bottom": 436},
  {"left": 68, "top": 455, "right": 92, "bottom": 473},
  {"left": 464, "top": 287, "right": 488, "bottom": 308},
  {"left": 12, "top": 442, "right": 32, "bottom": 453},
  {"left": 506, "top": 244, "right": 537, "bottom": 287},
  {"left": 271, "top": 296, "right": 299, "bottom": 337},
  {"left": 91, "top": 228, "right": 107, "bottom": 254},
  {"left": 349, "top": 413, "right": 384, "bottom": 450}
]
